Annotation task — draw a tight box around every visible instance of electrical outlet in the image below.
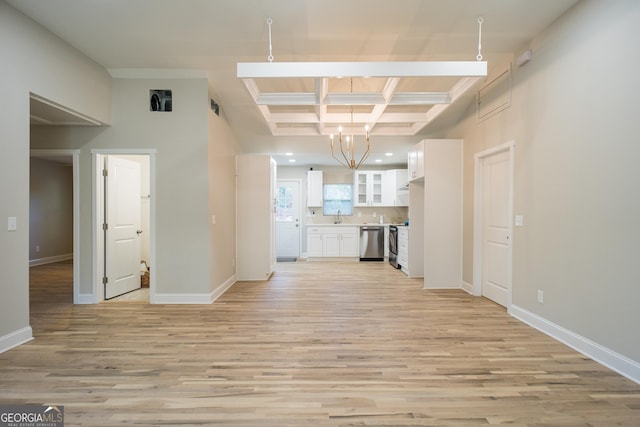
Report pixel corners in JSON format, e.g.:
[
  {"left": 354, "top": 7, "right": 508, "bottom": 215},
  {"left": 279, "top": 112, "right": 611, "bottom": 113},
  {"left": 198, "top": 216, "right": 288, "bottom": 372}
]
[
  {"left": 36, "top": 245, "right": 40, "bottom": 253},
  {"left": 537, "top": 290, "right": 544, "bottom": 304}
]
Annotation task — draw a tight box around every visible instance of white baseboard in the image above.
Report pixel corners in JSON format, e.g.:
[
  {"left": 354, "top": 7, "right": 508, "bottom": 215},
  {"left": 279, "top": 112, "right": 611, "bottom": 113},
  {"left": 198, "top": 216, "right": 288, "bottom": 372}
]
[
  {"left": 510, "top": 304, "right": 640, "bottom": 385},
  {"left": 460, "top": 280, "right": 473, "bottom": 294},
  {"left": 211, "top": 274, "right": 236, "bottom": 303},
  {"left": 29, "top": 253, "right": 73, "bottom": 267},
  {"left": 153, "top": 275, "right": 237, "bottom": 304},
  {"left": 0, "top": 326, "right": 33, "bottom": 353},
  {"left": 76, "top": 293, "right": 96, "bottom": 304}
]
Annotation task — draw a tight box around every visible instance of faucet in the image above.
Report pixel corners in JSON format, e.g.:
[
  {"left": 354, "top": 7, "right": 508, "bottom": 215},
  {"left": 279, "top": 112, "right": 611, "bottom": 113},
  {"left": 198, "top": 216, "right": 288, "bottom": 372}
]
[{"left": 335, "top": 210, "right": 342, "bottom": 224}]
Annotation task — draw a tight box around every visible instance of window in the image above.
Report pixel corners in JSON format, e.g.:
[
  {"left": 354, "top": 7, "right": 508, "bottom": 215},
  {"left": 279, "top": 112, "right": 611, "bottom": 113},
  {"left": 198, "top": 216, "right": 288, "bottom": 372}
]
[
  {"left": 275, "top": 185, "right": 294, "bottom": 222},
  {"left": 323, "top": 184, "right": 353, "bottom": 216}
]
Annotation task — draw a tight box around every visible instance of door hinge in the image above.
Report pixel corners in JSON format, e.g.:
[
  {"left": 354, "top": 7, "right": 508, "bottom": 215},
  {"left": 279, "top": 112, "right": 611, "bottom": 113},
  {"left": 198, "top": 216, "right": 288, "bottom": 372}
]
[
  {"left": 103, "top": 169, "right": 108, "bottom": 177},
  {"left": 102, "top": 276, "right": 108, "bottom": 285},
  {"left": 103, "top": 223, "right": 108, "bottom": 231}
]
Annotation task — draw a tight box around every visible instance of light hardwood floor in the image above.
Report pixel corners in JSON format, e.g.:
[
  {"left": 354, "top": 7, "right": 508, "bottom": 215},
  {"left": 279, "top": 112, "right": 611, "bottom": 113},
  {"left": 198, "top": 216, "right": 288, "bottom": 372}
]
[{"left": 1, "top": 260, "right": 639, "bottom": 426}]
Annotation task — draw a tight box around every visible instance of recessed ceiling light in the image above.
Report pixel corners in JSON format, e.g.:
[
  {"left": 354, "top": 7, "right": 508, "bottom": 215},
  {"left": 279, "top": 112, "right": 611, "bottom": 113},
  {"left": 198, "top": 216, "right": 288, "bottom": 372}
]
[
  {"left": 289, "top": 159, "right": 296, "bottom": 163},
  {"left": 375, "top": 159, "right": 382, "bottom": 163},
  {"left": 385, "top": 152, "right": 393, "bottom": 156},
  {"left": 285, "top": 152, "right": 293, "bottom": 156}
]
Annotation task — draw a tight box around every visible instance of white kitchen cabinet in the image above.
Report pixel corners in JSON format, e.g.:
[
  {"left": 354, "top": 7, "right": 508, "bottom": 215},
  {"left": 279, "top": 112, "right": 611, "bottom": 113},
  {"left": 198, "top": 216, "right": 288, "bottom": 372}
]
[
  {"left": 354, "top": 171, "right": 384, "bottom": 206},
  {"left": 384, "top": 225, "right": 389, "bottom": 258},
  {"left": 397, "top": 226, "right": 410, "bottom": 274},
  {"left": 407, "top": 140, "right": 424, "bottom": 181},
  {"left": 383, "top": 169, "right": 409, "bottom": 207},
  {"left": 306, "top": 170, "right": 323, "bottom": 207},
  {"left": 306, "top": 226, "right": 359, "bottom": 258},
  {"left": 236, "top": 154, "right": 276, "bottom": 280},
  {"left": 307, "top": 231, "right": 324, "bottom": 257},
  {"left": 407, "top": 139, "right": 463, "bottom": 287},
  {"left": 339, "top": 231, "right": 358, "bottom": 256}
]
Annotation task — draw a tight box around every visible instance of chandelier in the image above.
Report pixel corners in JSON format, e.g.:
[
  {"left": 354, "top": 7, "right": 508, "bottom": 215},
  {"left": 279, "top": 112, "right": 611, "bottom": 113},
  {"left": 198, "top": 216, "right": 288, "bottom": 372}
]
[{"left": 330, "top": 79, "right": 370, "bottom": 169}]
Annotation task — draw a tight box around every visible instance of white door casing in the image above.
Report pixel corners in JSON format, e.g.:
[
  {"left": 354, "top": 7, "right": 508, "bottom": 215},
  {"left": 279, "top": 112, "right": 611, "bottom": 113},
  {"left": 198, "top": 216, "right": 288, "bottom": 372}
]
[
  {"left": 275, "top": 180, "right": 301, "bottom": 258},
  {"left": 104, "top": 156, "right": 141, "bottom": 299},
  {"left": 472, "top": 141, "right": 515, "bottom": 308}
]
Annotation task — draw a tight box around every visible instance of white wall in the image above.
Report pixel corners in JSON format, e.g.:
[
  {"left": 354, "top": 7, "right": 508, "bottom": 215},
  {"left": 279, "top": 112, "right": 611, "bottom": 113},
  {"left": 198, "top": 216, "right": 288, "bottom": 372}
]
[
  {"left": 0, "top": 1, "right": 111, "bottom": 350},
  {"left": 449, "top": 0, "right": 640, "bottom": 367},
  {"left": 29, "top": 158, "right": 74, "bottom": 263},
  {"left": 208, "top": 107, "right": 239, "bottom": 292},
  {"left": 31, "top": 77, "right": 241, "bottom": 300}
]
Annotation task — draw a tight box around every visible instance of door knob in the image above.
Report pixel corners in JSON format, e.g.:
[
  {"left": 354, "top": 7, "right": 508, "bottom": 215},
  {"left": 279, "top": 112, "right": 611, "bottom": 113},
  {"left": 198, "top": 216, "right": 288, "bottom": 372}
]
[{"left": 136, "top": 230, "right": 143, "bottom": 235}]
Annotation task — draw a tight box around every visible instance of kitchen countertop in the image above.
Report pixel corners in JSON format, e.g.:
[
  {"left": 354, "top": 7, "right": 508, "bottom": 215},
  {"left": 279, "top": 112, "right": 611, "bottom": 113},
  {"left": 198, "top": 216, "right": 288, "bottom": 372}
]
[{"left": 307, "top": 223, "right": 405, "bottom": 227}]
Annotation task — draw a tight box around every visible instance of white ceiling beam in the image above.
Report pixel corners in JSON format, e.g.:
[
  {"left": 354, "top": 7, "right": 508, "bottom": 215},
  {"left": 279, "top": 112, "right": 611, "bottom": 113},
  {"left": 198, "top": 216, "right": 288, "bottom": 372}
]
[
  {"left": 257, "top": 93, "right": 317, "bottom": 105},
  {"left": 325, "top": 93, "right": 386, "bottom": 105},
  {"left": 238, "top": 61, "right": 487, "bottom": 78},
  {"left": 389, "top": 92, "right": 451, "bottom": 105},
  {"left": 268, "top": 113, "right": 320, "bottom": 123},
  {"left": 317, "top": 112, "right": 375, "bottom": 124},
  {"left": 367, "top": 127, "right": 416, "bottom": 136},
  {"left": 368, "top": 78, "right": 401, "bottom": 132},
  {"left": 271, "top": 127, "right": 323, "bottom": 137},
  {"left": 376, "top": 113, "right": 431, "bottom": 123},
  {"left": 315, "top": 78, "right": 328, "bottom": 135},
  {"left": 241, "top": 78, "right": 261, "bottom": 103}
]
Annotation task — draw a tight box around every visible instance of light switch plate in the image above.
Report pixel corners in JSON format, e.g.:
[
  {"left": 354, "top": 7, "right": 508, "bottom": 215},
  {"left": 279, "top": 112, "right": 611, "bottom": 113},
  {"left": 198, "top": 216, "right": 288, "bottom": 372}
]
[
  {"left": 515, "top": 215, "right": 523, "bottom": 227},
  {"left": 8, "top": 216, "right": 17, "bottom": 231}
]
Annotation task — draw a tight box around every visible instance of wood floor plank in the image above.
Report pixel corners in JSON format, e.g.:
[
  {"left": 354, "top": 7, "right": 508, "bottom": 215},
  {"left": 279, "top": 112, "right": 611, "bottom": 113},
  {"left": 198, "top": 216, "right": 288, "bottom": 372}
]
[{"left": 0, "top": 260, "right": 638, "bottom": 425}]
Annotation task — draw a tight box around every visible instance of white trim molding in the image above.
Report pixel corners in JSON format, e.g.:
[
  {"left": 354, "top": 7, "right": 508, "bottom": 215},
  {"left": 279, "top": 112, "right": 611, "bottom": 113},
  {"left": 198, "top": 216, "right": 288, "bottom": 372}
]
[
  {"left": 211, "top": 275, "right": 237, "bottom": 303},
  {"left": 511, "top": 305, "right": 640, "bottom": 385},
  {"left": 460, "top": 280, "right": 474, "bottom": 295},
  {"left": 153, "top": 276, "right": 236, "bottom": 305},
  {"left": 0, "top": 327, "right": 33, "bottom": 354},
  {"left": 91, "top": 149, "right": 157, "bottom": 304},
  {"left": 76, "top": 294, "right": 96, "bottom": 305},
  {"left": 29, "top": 253, "right": 73, "bottom": 267}
]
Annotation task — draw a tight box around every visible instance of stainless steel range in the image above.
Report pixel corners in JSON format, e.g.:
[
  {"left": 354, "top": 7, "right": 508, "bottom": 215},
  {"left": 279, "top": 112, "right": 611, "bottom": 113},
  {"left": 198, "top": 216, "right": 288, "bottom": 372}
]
[{"left": 388, "top": 225, "right": 399, "bottom": 268}]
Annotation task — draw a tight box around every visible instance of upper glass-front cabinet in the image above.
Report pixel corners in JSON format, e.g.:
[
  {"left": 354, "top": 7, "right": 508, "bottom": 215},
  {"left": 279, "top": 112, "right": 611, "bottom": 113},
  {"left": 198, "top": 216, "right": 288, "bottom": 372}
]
[{"left": 353, "top": 171, "right": 384, "bottom": 207}]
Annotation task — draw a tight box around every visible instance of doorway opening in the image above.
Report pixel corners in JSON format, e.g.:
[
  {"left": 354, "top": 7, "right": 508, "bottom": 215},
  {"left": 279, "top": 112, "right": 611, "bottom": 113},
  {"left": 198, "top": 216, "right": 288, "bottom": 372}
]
[
  {"left": 29, "top": 149, "right": 80, "bottom": 304},
  {"left": 472, "top": 141, "right": 515, "bottom": 309},
  {"left": 92, "top": 150, "right": 156, "bottom": 303}
]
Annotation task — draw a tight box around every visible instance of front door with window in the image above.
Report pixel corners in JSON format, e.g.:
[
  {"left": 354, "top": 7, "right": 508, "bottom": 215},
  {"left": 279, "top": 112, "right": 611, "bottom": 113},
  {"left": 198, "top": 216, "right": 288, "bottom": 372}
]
[{"left": 275, "top": 180, "right": 301, "bottom": 260}]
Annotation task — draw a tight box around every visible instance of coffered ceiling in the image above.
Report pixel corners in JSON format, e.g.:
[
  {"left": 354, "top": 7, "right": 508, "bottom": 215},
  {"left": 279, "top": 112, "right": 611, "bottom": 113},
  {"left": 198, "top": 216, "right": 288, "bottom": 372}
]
[{"left": 9, "top": 0, "right": 580, "bottom": 166}]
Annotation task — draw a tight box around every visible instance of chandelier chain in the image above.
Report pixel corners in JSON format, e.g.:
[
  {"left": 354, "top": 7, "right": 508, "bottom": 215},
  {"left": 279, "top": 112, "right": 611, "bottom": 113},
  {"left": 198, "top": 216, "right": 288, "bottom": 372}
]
[
  {"left": 267, "top": 17, "right": 274, "bottom": 63},
  {"left": 476, "top": 16, "right": 484, "bottom": 61}
]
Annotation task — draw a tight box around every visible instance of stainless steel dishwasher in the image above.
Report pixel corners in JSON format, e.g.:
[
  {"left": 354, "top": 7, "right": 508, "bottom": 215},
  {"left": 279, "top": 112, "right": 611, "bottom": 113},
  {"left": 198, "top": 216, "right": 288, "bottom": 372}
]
[{"left": 360, "top": 226, "right": 384, "bottom": 261}]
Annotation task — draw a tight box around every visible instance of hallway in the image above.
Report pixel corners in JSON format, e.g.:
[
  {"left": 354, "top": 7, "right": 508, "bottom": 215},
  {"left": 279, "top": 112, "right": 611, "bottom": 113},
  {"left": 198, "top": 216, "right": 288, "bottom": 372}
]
[{"left": 4, "top": 261, "right": 640, "bottom": 426}]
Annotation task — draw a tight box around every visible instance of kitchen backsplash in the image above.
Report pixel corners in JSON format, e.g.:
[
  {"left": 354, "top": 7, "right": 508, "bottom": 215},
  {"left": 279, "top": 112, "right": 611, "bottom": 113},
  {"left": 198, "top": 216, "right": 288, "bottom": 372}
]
[{"left": 306, "top": 206, "right": 408, "bottom": 225}]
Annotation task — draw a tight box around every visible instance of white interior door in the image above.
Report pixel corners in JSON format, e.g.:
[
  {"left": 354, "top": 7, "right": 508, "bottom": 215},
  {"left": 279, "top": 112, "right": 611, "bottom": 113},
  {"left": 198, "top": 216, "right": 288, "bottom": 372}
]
[
  {"left": 481, "top": 150, "right": 511, "bottom": 307},
  {"left": 105, "top": 156, "right": 141, "bottom": 299},
  {"left": 275, "top": 180, "right": 301, "bottom": 259}
]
